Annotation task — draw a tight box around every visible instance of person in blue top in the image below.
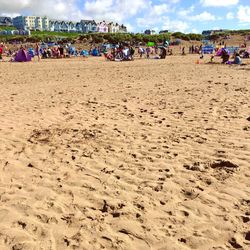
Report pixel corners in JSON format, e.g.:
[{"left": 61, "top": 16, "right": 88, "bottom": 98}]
[{"left": 233, "top": 53, "right": 242, "bottom": 65}]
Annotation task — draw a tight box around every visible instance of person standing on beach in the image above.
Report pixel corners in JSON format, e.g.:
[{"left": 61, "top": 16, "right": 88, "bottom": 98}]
[
  {"left": 35, "top": 43, "right": 41, "bottom": 61},
  {"left": 182, "top": 46, "right": 185, "bottom": 55},
  {"left": 0, "top": 43, "right": 3, "bottom": 61},
  {"left": 138, "top": 47, "right": 143, "bottom": 58},
  {"left": 146, "top": 47, "right": 151, "bottom": 59}
]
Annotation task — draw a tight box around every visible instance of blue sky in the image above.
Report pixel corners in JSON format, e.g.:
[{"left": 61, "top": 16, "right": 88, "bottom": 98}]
[{"left": 1, "top": 0, "right": 250, "bottom": 33}]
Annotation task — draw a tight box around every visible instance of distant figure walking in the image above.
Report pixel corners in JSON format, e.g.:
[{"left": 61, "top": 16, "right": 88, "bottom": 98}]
[
  {"left": 182, "top": 47, "right": 186, "bottom": 55},
  {"left": 146, "top": 47, "right": 151, "bottom": 59},
  {"left": 35, "top": 43, "right": 40, "bottom": 61}
]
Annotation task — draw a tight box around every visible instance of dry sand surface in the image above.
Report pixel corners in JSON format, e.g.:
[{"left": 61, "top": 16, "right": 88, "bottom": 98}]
[{"left": 0, "top": 56, "right": 250, "bottom": 250}]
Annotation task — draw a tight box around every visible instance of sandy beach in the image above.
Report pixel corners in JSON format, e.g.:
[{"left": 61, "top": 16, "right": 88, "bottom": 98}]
[{"left": 0, "top": 56, "right": 249, "bottom": 250}]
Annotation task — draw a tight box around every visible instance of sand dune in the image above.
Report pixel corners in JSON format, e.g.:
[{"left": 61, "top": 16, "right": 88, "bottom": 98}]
[{"left": 0, "top": 56, "right": 249, "bottom": 250}]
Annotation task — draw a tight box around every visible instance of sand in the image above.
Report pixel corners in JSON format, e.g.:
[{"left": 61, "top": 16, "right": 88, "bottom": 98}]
[{"left": 0, "top": 55, "right": 249, "bottom": 250}]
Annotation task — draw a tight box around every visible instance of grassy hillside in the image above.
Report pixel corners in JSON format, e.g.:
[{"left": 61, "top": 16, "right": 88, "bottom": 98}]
[
  {"left": 0, "top": 26, "right": 249, "bottom": 45},
  {"left": 0, "top": 26, "right": 16, "bottom": 31}
]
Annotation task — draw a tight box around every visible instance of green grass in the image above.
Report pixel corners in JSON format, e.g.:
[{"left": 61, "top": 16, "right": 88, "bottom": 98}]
[
  {"left": 0, "top": 28, "right": 250, "bottom": 43},
  {"left": 0, "top": 26, "right": 16, "bottom": 31},
  {"left": 31, "top": 30, "right": 81, "bottom": 38}
]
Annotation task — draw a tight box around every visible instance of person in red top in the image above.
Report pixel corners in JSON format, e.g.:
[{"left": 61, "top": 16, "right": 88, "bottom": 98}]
[{"left": 0, "top": 43, "right": 3, "bottom": 60}]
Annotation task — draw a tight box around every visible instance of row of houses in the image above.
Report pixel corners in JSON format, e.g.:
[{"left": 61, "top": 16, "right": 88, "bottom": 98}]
[
  {"left": 202, "top": 29, "right": 228, "bottom": 36},
  {"left": 0, "top": 17, "right": 13, "bottom": 26},
  {"left": 0, "top": 16, "right": 127, "bottom": 33},
  {"left": 0, "top": 30, "right": 30, "bottom": 36},
  {"left": 49, "top": 20, "right": 126, "bottom": 33}
]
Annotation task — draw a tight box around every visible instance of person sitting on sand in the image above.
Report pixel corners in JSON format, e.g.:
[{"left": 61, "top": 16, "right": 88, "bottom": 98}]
[
  {"left": 221, "top": 49, "right": 229, "bottom": 64},
  {"left": 59, "top": 46, "right": 64, "bottom": 58},
  {"left": 53, "top": 47, "right": 60, "bottom": 58},
  {"left": 168, "top": 48, "right": 173, "bottom": 55},
  {"left": 233, "top": 53, "right": 242, "bottom": 65},
  {"left": 7, "top": 49, "right": 12, "bottom": 57},
  {"left": 243, "top": 51, "right": 249, "bottom": 58}
]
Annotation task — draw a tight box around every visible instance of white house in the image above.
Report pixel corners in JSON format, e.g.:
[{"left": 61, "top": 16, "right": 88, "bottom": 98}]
[
  {"left": 97, "top": 21, "right": 108, "bottom": 33},
  {"left": 77, "top": 20, "right": 97, "bottom": 33},
  {"left": 13, "top": 16, "right": 49, "bottom": 31},
  {"left": 50, "top": 20, "right": 77, "bottom": 32}
]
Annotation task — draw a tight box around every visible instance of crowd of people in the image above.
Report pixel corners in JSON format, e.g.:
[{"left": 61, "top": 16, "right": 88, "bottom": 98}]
[
  {"left": 104, "top": 45, "right": 173, "bottom": 61},
  {"left": 0, "top": 40, "right": 249, "bottom": 65}
]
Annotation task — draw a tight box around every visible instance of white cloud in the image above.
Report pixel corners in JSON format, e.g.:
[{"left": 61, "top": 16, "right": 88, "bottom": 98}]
[
  {"left": 151, "top": 4, "right": 170, "bottom": 16},
  {"left": 168, "top": 0, "right": 180, "bottom": 3},
  {"left": 162, "top": 18, "right": 189, "bottom": 32},
  {"left": 189, "top": 11, "right": 216, "bottom": 21},
  {"left": 0, "top": 12, "right": 21, "bottom": 18},
  {"left": 0, "top": 0, "right": 83, "bottom": 21},
  {"left": 83, "top": 0, "right": 147, "bottom": 22},
  {"left": 178, "top": 6, "right": 195, "bottom": 17},
  {"left": 178, "top": 8, "right": 216, "bottom": 22},
  {"left": 136, "top": 16, "right": 157, "bottom": 28},
  {"left": 226, "top": 12, "right": 234, "bottom": 19},
  {"left": 191, "top": 28, "right": 199, "bottom": 33},
  {"left": 237, "top": 5, "right": 250, "bottom": 23},
  {"left": 200, "top": 0, "right": 239, "bottom": 7}
]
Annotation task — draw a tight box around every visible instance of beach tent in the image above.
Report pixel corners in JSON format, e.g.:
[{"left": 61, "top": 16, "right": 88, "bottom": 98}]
[
  {"left": 15, "top": 49, "right": 32, "bottom": 62},
  {"left": 92, "top": 48, "right": 101, "bottom": 56},
  {"left": 202, "top": 45, "right": 214, "bottom": 54},
  {"left": 80, "top": 50, "right": 89, "bottom": 57},
  {"left": 69, "top": 46, "right": 77, "bottom": 55}
]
